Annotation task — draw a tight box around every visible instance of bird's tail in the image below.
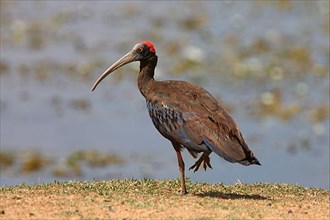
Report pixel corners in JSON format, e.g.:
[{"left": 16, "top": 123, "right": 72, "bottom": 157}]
[
  {"left": 251, "top": 156, "right": 261, "bottom": 165},
  {"left": 239, "top": 155, "right": 261, "bottom": 166}
]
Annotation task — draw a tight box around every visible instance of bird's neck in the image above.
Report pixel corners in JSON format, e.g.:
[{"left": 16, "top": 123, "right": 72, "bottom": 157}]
[{"left": 138, "top": 55, "right": 157, "bottom": 98}]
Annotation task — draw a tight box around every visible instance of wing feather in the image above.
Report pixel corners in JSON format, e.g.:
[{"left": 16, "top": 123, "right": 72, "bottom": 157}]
[{"left": 147, "top": 80, "right": 257, "bottom": 164}]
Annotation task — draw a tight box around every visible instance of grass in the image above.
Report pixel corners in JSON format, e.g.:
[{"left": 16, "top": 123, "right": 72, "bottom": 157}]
[{"left": 1, "top": 179, "right": 329, "bottom": 219}]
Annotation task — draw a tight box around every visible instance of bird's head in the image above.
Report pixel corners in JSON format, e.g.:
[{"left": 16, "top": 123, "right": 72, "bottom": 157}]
[{"left": 92, "top": 41, "right": 156, "bottom": 91}]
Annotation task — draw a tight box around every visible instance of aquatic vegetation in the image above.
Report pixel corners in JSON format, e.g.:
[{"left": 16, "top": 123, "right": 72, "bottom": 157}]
[
  {"left": 20, "top": 150, "right": 52, "bottom": 173},
  {"left": 0, "top": 149, "right": 124, "bottom": 178},
  {"left": 0, "top": 151, "right": 15, "bottom": 169}
]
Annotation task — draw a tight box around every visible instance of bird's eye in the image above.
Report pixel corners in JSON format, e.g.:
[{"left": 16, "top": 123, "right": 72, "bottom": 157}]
[{"left": 136, "top": 47, "right": 144, "bottom": 53}]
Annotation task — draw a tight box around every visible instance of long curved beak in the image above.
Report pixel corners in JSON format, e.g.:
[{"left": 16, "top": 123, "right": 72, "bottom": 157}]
[{"left": 92, "top": 51, "right": 137, "bottom": 91}]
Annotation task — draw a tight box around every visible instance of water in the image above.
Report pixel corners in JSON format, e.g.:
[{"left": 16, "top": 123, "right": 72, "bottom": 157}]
[{"left": 1, "top": 1, "right": 329, "bottom": 189}]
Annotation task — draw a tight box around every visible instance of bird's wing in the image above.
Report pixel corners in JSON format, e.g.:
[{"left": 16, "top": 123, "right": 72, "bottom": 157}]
[{"left": 152, "top": 80, "right": 255, "bottom": 164}]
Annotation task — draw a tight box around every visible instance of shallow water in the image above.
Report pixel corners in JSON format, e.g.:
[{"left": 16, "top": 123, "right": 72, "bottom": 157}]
[{"left": 1, "top": 1, "right": 329, "bottom": 189}]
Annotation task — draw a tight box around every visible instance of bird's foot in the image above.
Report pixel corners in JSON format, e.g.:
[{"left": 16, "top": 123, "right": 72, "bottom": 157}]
[
  {"left": 189, "top": 152, "right": 212, "bottom": 172},
  {"left": 179, "top": 188, "right": 188, "bottom": 195}
]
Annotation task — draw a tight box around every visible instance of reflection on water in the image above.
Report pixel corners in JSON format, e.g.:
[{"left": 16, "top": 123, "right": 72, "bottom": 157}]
[{"left": 1, "top": 1, "right": 329, "bottom": 189}]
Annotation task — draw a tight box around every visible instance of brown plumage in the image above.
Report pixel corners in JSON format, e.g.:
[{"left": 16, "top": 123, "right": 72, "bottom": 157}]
[{"left": 92, "top": 41, "right": 260, "bottom": 194}]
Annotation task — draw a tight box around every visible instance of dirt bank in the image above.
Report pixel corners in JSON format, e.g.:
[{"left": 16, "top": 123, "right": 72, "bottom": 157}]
[{"left": 0, "top": 179, "right": 329, "bottom": 219}]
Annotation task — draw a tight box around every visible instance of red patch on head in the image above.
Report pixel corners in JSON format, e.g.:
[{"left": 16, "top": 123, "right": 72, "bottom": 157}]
[{"left": 139, "top": 41, "right": 156, "bottom": 54}]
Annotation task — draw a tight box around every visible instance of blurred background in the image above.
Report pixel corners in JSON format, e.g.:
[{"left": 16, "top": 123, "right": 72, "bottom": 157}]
[{"left": 0, "top": 1, "right": 329, "bottom": 189}]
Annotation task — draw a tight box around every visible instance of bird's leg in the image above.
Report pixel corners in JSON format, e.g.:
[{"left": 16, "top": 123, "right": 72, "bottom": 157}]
[
  {"left": 176, "top": 150, "right": 187, "bottom": 195},
  {"left": 189, "top": 151, "right": 212, "bottom": 173},
  {"left": 172, "top": 142, "right": 187, "bottom": 195}
]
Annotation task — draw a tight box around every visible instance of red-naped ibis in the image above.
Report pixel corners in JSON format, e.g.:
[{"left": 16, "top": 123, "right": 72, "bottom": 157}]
[{"left": 92, "top": 41, "right": 260, "bottom": 194}]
